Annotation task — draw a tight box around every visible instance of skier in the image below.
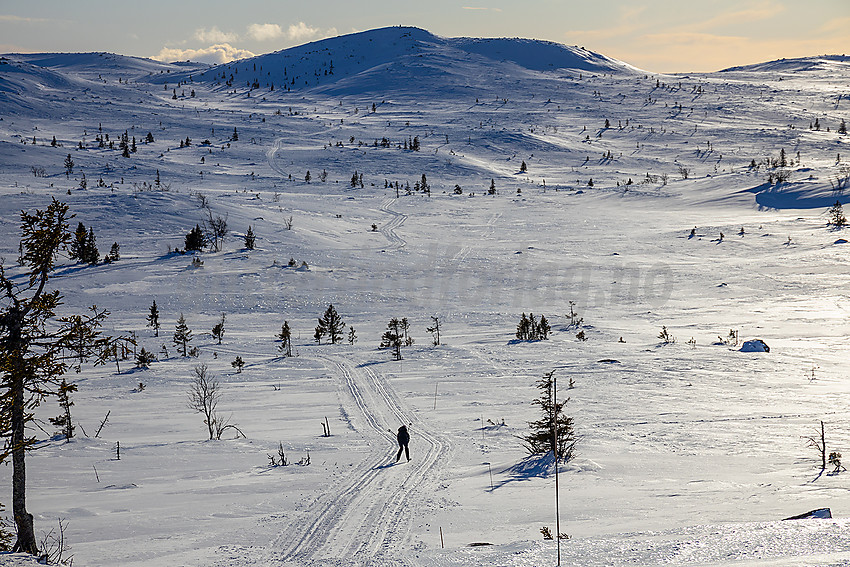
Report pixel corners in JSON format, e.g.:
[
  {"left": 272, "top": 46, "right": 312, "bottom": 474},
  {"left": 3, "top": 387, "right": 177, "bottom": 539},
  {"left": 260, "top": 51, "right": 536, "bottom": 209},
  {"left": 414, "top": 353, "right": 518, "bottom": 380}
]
[{"left": 396, "top": 425, "right": 410, "bottom": 462}]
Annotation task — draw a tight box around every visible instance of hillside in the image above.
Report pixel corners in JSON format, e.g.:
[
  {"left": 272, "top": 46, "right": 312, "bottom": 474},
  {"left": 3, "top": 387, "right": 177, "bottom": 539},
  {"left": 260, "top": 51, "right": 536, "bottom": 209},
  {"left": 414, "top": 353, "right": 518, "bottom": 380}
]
[{"left": 1, "top": 27, "right": 850, "bottom": 566}]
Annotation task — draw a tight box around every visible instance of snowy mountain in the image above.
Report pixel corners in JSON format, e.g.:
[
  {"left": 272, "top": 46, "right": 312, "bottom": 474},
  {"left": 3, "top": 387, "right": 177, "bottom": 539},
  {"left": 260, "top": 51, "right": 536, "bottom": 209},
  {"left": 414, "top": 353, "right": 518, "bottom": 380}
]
[
  {"left": 1, "top": 26, "right": 850, "bottom": 566},
  {"left": 182, "top": 26, "right": 639, "bottom": 97}
]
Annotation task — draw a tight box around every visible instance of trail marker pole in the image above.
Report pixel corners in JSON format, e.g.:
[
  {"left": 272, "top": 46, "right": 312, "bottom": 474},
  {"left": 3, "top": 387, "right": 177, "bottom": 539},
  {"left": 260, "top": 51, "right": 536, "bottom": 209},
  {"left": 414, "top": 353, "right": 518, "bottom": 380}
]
[{"left": 553, "top": 371, "right": 561, "bottom": 566}]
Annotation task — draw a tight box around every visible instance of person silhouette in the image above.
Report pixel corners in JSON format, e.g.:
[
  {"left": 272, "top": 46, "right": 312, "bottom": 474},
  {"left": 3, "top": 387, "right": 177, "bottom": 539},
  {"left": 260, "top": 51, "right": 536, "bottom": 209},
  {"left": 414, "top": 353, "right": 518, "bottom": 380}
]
[{"left": 396, "top": 425, "right": 410, "bottom": 462}]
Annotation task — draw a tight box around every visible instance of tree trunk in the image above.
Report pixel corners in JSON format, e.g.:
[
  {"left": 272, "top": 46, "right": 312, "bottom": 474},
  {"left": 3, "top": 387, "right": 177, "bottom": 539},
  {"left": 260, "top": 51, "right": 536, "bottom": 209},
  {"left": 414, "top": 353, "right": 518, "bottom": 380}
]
[{"left": 9, "top": 319, "right": 38, "bottom": 554}]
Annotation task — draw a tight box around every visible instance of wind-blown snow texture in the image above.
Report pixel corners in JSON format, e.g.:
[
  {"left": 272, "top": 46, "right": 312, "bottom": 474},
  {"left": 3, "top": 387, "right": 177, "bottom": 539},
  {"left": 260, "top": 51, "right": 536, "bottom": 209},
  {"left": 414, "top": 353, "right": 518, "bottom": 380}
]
[{"left": 1, "top": 25, "right": 850, "bottom": 566}]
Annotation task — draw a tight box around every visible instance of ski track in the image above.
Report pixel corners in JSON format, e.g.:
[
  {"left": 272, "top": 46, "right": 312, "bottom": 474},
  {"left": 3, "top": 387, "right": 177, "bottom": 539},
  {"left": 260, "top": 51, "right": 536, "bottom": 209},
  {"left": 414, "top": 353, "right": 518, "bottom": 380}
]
[
  {"left": 267, "top": 353, "right": 447, "bottom": 566},
  {"left": 450, "top": 212, "right": 501, "bottom": 263},
  {"left": 379, "top": 198, "right": 408, "bottom": 250}
]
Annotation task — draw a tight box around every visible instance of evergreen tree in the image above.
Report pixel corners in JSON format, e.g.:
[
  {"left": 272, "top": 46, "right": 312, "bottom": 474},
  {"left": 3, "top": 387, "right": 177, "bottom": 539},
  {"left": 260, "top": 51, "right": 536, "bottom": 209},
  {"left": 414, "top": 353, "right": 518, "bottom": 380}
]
[
  {"left": 146, "top": 132, "right": 155, "bottom": 143},
  {"left": 135, "top": 347, "right": 156, "bottom": 369},
  {"left": 427, "top": 316, "right": 441, "bottom": 346},
  {"left": 348, "top": 326, "right": 357, "bottom": 345},
  {"left": 305, "top": 170, "right": 311, "bottom": 183},
  {"left": 48, "top": 379, "right": 77, "bottom": 441},
  {"left": 173, "top": 313, "right": 192, "bottom": 357},
  {"left": 211, "top": 314, "right": 225, "bottom": 345},
  {"left": 147, "top": 300, "right": 160, "bottom": 337},
  {"left": 828, "top": 200, "right": 847, "bottom": 228},
  {"left": 840, "top": 119, "right": 847, "bottom": 135},
  {"left": 51, "top": 136, "right": 57, "bottom": 147},
  {"left": 520, "top": 160, "right": 527, "bottom": 173},
  {"left": 380, "top": 318, "right": 404, "bottom": 360},
  {"left": 316, "top": 304, "right": 345, "bottom": 344},
  {"left": 522, "top": 371, "right": 576, "bottom": 463},
  {"left": 69, "top": 222, "right": 88, "bottom": 262},
  {"left": 63, "top": 154, "right": 74, "bottom": 177},
  {"left": 231, "top": 127, "right": 238, "bottom": 141},
  {"left": 122, "top": 143, "right": 130, "bottom": 158},
  {"left": 79, "top": 172, "right": 87, "bottom": 190},
  {"left": 83, "top": 227, "right": 99, "bottom": 264},
  {"left": 277, "top": 321, "right": 292, "bottom": 356},
  {"left": 231, "top": 356, "right": 244, "bottom": 373},
  {"left": 185, "top": 224, "right": 205, "bottom": 251},
  {"left": 0, "top": 198, "right": 113, "bottom": 554},
  {"left": 107, "top": 242, "right": 120, "bottom": 262},
  {"left": 488, "top": 179, "right": 496, "bottom": 195},
  {"left": 244, "top": 226, "right": 255, "bottom": 250}
]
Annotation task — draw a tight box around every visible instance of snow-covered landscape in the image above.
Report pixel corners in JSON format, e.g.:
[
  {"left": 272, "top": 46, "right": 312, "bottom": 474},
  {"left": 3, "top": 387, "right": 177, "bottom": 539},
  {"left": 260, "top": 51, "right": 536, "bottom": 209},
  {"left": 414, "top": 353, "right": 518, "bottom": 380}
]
[{"left": 1, "top": 25, "right": 850, "bottom": 566}]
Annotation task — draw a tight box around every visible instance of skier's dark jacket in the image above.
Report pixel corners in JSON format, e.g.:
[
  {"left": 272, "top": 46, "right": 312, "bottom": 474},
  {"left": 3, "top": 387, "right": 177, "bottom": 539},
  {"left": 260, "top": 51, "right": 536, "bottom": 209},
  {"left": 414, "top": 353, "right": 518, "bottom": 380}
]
[{"left": 397, "top": 425, "right": 409, "bottom": 445}]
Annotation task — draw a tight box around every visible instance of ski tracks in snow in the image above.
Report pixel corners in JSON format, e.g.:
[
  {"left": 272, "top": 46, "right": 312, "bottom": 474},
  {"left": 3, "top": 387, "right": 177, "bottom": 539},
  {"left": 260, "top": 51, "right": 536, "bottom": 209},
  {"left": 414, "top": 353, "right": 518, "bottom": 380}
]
[
  {"left": 379, "top": 198, "right": 408, "bottom": 250},
  {"left": 271, "top": 354, "right": 447, "bottom": 566}
]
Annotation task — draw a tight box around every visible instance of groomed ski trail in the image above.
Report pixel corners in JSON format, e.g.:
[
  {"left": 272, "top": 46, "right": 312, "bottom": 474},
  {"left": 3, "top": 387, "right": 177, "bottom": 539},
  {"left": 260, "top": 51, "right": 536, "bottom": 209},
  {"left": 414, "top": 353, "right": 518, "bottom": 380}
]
[{"left": 271, "top": 354, "right": 447, "bottom": 566}]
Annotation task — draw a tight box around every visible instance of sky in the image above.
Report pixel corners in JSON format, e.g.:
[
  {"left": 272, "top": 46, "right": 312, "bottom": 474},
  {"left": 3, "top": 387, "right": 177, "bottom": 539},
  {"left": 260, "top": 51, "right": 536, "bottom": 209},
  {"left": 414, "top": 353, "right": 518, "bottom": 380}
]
[{"left": 0, "top": 0, "right": 847, "bottom": 73}]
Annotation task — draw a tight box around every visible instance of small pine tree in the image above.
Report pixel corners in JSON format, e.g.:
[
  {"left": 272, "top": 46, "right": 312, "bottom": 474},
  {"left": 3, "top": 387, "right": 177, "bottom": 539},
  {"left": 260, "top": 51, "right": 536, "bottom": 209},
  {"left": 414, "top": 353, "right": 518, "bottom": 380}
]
[
  {"left": 147, "top": 300, "right": 161, "bottom": 337},
  {"left": 348, "top": 326, "right": 357, "bottom": 345},
  {"left": 212, "top": 314, "right": 226, "bottom": 345},
  {"left": 79, "top": 172, "right": 87, "bottom": 190},
  {"left": 488, "top": 179, "right": 496, "bottom": 195},
  {"left": 244, "top": 226, "right": 256, "bottom": 250},
  {"left": 305, "top": 170, "right": 311, "bottom": 183},
  {"left": 122, "top": 143, "right": 130, "bottom": 158},
  {"left": 522, "top": 371, "right": 576, "bottom": 463},
  {"left": 520, "top": 160, "right": 527, "bottom": 173},
  {"left": 135, "top": 347, "right": 156, "bottom": 369},
  {"left": 231, "top": 356, "right": 245, "bottom": 373},
  {"left": 64, "top": 153, "right": 74, "bottom": 176},
  {"left": 83, "top": 227, "right": 99, "bottom": 264},
  {"left": 107, "top": 242, "right": 120, "bottom": 262},
  {"left": 828, "top": 201, "right": 847, "bottom": 228},
  {"left": 278, "top": 321, "right": 293, "bottom": 356},
  {"left": 49, "top": 379, "right": 78, "bottom": 441},
  {"left": 185, "top": 224, "right": 205, "bottom": 251},
  {"left": 840, "top": 120, "right": 847, "bottom": 135},
  {"left": 317, "top": 304, "right": 345, "bottom": 344},
  {"left": 231, "top": 127, "right": 238, "bottom": 141},
  {"left": 69, "top": 222, "right": 88, "bottom": 262},
  {"left": 173, "top": 313, "right": 192, "bottom": 357},
  {"left": 380, "top": 318, "right": 404, "bottom": 360}
]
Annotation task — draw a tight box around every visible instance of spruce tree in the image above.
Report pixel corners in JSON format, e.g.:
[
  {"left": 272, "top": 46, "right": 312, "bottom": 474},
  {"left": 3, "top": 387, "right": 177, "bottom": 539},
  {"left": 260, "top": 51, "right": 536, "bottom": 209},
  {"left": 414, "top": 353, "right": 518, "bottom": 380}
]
[
  {"left": 48, "top": 379, "right": 77, "bottom": 441},
  {"left": 828, "top": 200, "right": 847, "bottom": 228},
  {"left": 0, "top": 198, "right": 113, "bottom": 554},
  {"left": 147, "top": 300, "right": 160, "bottom": 337},
  {"left": 84, "top": 227, "right": 99, "bottom": 264},
  {"left": 244, "top": 226, "right": 255, "bottom": 250},
  {"left": 380, "top": 318, "right": 404, "bottom": 360},
  {"left": 69, "top": 222, "right": 88, "bottom": 262},
  {"left": 211, "top": 314, "right": 225, "bottom": 345},
  {"left": 522, "top": 371, "right": 576, "bottom": 463},
  {"left": 173, "top": 313, "right": 192, "bottom": 357},
  {"left": 277, "top": 321, "right": 292, "bottom": 356},
  {"left": 317, "top": 304, "right": 345, "bottom": 344},
  {"left": 63, "top": 154, "right": 74, "bottom": 177},
  {"left": 185, "top": 224, "right": 205, "bottom": 251}
]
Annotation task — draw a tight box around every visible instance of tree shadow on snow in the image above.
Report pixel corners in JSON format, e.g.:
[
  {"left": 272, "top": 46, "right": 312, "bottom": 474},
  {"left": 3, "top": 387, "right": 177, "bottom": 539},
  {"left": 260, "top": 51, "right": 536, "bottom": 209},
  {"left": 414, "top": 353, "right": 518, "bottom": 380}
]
[{"left": 490, "top": 453, "right": 558, "bottom": 491}]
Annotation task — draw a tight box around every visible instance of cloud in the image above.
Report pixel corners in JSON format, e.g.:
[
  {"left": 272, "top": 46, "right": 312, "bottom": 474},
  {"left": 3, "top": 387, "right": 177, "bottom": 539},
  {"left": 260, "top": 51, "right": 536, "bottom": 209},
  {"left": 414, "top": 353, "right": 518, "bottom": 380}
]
[
  {"left": 247, "top": 23, "right": 283, "bottom": 41},
  {"left": 151, "top": 43, "right": 255, "bottom": 65},
  {"left": 285, "top": 22, "right": 320, "bottom": 41},
  {"left": 194, "top": 26, "right": 238, "bottom": 43},
  {"left": 0, "top": 14, "right": 48, "bottom": 23},
  {"left": 686, "top": 1, "right": 785, "bottom": 32}
]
